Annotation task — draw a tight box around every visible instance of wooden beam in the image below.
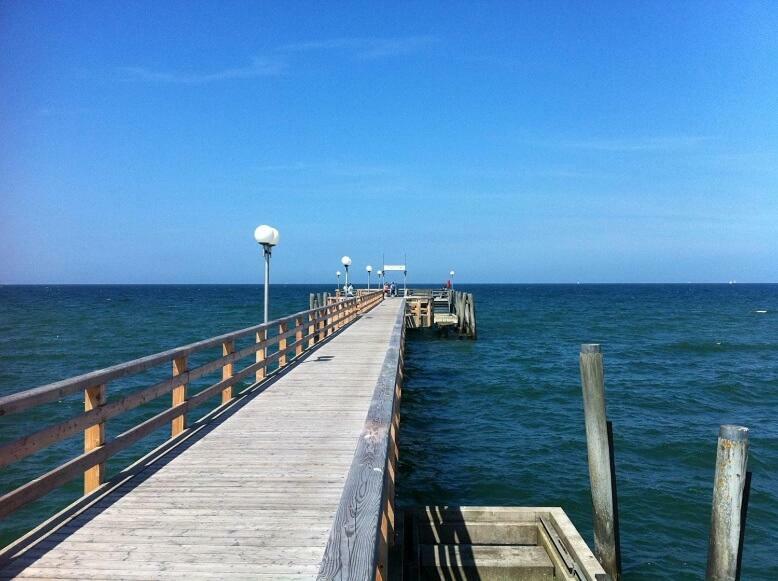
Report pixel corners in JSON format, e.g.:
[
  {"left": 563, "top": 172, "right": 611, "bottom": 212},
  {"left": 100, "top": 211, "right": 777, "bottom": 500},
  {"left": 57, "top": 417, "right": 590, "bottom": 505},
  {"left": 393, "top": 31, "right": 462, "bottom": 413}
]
[
  {"left": 295, "top": 317, "right": 304, "bottom": 356},
  {"left": 221, "top": 340, "right": 235, "bottom": 404},
  {"left": 255, "top": 330, "right": 266, "bottom": 383},
  {"left": 83, "top": 384, "right": 106, "bottom": 494},
  {"left": 171, "top": 356, "right": 188, "bottom": 437},
  {"left": 278, "top": 321, "right": 288, "bottom": 367}
]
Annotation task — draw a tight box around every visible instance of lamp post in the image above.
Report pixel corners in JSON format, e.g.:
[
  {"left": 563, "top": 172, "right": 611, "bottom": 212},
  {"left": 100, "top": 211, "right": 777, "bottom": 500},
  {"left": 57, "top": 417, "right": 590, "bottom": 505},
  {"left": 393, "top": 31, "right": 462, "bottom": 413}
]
[
  {"left": 341, "top": 256, "right": 352, "bottom": 291},
  {"left": 366, "top": 265, "right": 373, "bottom": 290},
  {"left": 450, "top": 270, "right": 455, "bottom": 290},
  {"left": 253, "top": 225, "right": 280, "bottom": 323},
  {"left": 378, "top": 270, "right": 383, "bottom": 290},
  {"left": 336, "top": 270, "right": 341, "bottom": 292}
]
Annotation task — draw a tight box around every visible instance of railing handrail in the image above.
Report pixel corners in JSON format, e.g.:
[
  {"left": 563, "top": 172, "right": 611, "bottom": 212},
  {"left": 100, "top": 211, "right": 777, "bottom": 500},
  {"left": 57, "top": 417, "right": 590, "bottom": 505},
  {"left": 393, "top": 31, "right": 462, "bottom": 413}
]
[
  {"left": 0, "top": 290, "right": 385, "bottom": 521},
  {"left": 317, "top": 298, "right": 405, "bottom": 580},
  {"left": 0, "top": 291, "right": 382, "bottom": 417}
]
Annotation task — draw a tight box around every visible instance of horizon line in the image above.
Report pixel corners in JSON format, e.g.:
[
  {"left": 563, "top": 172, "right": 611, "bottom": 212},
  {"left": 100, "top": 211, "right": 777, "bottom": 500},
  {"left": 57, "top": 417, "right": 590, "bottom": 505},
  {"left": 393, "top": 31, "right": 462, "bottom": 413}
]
[{"left": 1, "top": 282, "right": 775, "bottom": 287}]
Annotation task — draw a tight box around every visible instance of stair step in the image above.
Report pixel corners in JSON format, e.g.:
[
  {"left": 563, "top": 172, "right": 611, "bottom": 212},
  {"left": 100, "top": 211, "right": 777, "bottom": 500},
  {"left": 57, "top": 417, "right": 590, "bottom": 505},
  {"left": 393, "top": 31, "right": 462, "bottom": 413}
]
[
  {"left": 415, "top": 506, "right": 543, "bottom": 524},
  {"left": 420, "top": 544, "right": 554, "bottom": 580},
  {"left": 417, "top": 521, "right": 538, "bottom": 545}
]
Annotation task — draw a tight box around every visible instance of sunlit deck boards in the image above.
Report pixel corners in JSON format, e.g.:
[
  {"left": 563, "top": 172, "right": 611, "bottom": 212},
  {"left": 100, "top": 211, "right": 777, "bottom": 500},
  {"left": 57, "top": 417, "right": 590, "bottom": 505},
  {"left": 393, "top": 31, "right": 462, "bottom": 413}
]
[{"left": 0, "top": 298, "right": 405, "bottom": 580}]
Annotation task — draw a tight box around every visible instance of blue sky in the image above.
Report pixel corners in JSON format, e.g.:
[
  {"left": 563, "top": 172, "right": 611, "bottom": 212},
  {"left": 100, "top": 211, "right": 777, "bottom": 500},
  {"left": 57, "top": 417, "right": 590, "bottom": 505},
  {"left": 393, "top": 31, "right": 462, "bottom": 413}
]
[{"left": 1, "top": 1, "right": 777, "bottom": 283}]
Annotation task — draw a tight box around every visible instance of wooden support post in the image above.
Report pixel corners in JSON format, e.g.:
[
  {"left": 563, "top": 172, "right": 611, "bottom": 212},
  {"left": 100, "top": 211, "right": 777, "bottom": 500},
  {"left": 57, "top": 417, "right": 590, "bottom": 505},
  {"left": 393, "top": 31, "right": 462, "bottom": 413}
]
[
  {"left": 83, "top": 384, "right": 106, "bottom": 494},
  {"left": 256, "top": 329, "right": 266, "bottom": 382},
  {"left": 278, "top": 321, "right": 288, "bottom": 367},
  {"left": 579, "top": 344, "right": 620, "bottom": 580},
  {"left": 319, "top": 304, "right": 326, "bottom": 340},
  {"left": 706, "top": 425, "right": 749, "bottom": 581},
  {"left": 468, "top": 293, "right": 478, "bottom": 339},
  {"left": 221, "top": 339, "right": 234, "bottom": 404},
  {"left": 308, "top": 311, "right": 316, "bottom": 348},
  {"left": 295, "top": 316, "right": 304, "bottom": 356},
  {"left": 171, "top": 355, "right": 188, "bottom": 437}
]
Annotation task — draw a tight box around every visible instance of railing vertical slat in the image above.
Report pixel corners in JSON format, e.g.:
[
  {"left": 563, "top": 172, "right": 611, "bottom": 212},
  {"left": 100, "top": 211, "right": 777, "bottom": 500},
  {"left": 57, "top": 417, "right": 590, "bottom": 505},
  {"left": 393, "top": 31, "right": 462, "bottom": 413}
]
[
  {"left": 295, "top": 317, "right": 304, "bottom": 356},
  {"left": 171, "top": 356, "right": 188, "bottom": 437},
  {"left": 256, "top": 330, "right": 266, "bottom": 382},
  {"left": 83, "top": 383, "right": 106, "bottom": 494},
  {"left": 221, "top": 339, "right": 235, "bottom": 404},
  {"left": 308, "top": 312, "right": 316, "bottom": 348},
  {"left": 278, "top": 321, "right": 288, "bottom": 367}
]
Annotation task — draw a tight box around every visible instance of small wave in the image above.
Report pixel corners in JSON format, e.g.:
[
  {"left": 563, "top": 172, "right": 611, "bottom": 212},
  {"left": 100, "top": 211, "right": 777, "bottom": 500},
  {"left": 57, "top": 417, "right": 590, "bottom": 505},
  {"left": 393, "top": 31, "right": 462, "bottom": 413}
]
[
  {"left": 664, "top": 340, "right": 778, "bottom": 354},
  {"left": 755, "top": 309, "right": 767, "bottom": 314}
]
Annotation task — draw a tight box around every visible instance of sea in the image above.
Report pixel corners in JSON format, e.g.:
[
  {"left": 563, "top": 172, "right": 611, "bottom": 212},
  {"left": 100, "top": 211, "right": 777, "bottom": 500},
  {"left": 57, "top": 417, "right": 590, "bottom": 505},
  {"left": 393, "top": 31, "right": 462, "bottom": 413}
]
[{"left": 1, "top": 284, "right": 776, "bottom": 579}]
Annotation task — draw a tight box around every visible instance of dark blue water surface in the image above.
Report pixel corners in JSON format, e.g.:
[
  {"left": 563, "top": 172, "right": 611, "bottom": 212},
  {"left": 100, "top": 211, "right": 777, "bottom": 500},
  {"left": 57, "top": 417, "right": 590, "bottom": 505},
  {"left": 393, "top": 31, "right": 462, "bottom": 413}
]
[{"left": 1, "top": 284, "right": 777, "bottom": 579}]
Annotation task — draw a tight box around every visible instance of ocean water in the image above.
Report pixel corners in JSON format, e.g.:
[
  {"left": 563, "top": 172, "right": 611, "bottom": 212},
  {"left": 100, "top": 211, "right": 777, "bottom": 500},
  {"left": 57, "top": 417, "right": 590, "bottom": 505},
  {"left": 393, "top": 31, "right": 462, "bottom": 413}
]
[
  {"left": 1, "top": 284, "right": 777, "bottom": 579},
  {"left": 397, "top": 284, "right": 778, "bottom": 579}
]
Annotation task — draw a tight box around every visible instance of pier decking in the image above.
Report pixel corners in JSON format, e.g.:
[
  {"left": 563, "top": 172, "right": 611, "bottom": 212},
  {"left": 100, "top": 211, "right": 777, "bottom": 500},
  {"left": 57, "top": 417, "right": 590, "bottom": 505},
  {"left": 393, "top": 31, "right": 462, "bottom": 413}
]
[{"left": 1, "top": 296, "right": 403, "bottom": 580}]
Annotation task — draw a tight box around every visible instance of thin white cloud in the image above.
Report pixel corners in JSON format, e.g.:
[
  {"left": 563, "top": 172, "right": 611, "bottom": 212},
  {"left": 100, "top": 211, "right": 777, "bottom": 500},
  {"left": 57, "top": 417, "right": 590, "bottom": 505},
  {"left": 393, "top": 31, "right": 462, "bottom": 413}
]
[
  {"left": 279, "top": 36, "right": 438, "bottom": 59},
  {"left": 255, "top": 161, "right": 393, "bottom": 177},
  {"left": 121, "top": 57, "right": 284, "bottom": 84},
  {"left": 121, "top": 36, "right": 435, "bottom": 85},
  {"left": 558, "top": 136, "right": 715, "bottom": 152}
]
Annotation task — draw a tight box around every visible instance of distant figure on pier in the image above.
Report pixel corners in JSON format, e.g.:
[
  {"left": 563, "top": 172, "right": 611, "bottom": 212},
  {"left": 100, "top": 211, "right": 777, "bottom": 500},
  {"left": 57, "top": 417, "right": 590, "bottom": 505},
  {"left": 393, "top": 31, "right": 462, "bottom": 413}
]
[
  {"left": 447, "top": 279, "right": 452, "bottom": 289},
  {"left": 346, "top": 284, "right": 354, "bottom": 297},
  {"left": 390, "top": 282, "right": 396, "bottom": 297},
  {"left": 383, "top": 282, "right": 389, "bottom": 296}
]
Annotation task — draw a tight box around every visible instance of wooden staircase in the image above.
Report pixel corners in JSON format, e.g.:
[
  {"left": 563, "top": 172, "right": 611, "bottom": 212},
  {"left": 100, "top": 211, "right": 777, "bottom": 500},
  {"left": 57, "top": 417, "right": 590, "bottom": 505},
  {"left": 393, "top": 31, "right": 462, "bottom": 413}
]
[{"left": 398, "top": 507, "right": 606, "bottom": 581}]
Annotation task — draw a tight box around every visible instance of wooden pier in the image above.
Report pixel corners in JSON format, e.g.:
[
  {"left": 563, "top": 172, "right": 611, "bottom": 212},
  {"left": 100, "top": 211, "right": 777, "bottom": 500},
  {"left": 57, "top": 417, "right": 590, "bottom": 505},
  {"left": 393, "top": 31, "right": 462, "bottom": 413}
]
[
  {"left": 404, "top": 289, "right": 476, "bottom": 339},
  {"left": 0, "top": 289, "right": 603, "bottom": 580}
]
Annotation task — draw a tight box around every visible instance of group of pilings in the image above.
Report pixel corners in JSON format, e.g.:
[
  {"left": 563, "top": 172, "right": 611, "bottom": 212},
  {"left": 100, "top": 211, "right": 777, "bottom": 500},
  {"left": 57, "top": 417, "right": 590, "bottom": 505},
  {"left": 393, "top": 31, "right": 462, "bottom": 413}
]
[
  {"left": 452, "top": 291, "right": 477, "bottom": 339},
  {"left": 579, "top": 344, "right": 751, "bottom": 581},
  {"left": 309, "top": 292, "right": 331, "bottom": 310}
]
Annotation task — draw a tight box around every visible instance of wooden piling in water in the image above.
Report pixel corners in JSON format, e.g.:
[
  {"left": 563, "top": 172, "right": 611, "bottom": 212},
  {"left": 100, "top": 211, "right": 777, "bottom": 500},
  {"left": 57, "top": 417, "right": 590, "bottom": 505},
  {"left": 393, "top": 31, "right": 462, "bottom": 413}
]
[
  {"left": 579, "top": 343, "right": 620, "bottom": 580},
  {"left": 706, "top": 424, "right": 749, "bottom": 581}
]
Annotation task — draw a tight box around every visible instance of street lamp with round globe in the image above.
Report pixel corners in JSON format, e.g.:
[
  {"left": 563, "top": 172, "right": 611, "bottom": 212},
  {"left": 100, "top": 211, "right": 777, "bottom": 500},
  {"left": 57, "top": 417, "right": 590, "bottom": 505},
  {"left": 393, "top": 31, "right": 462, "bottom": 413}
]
[
  {"left": 341, "top": 256, "right": 352, "bottom": 289},
  {"left": 449, "top": 270, "right": 455, "bottom": 290},
  {"left": 336, "top": 270, "right": 341, "bottom": 291},
  {"left": 253, "top": 225, "right": 280, "bottom": 323},
  {"left": 366, "top": 265, "right": 373, "bottom": 290}
]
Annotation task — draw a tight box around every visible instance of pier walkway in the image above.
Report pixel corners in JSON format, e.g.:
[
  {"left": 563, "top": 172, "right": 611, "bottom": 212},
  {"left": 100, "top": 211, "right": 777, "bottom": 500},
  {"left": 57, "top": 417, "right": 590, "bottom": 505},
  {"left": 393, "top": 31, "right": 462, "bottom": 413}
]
[{"left": 1, "top": 295, "right": 404, "bottom": 580}]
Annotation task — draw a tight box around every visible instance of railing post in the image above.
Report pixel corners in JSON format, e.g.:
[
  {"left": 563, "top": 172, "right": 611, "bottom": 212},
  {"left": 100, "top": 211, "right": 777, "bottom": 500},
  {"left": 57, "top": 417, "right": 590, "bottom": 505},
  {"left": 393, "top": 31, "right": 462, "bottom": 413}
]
[
  {"left": 706, "top": 425, "right": 749, "bottom": 581},
  {"left": 308, "top": 311, "right": 316, "bottom": 348},
  {"left": 83, "top": 383, "right": 106, "bottom": 494},
  {"left": 579, "top": 344, "right": 620, "bottom": 580},
  {"left": 171, "top": 355, "right": 188, "bottom": 437},
  {"left": 278, "top": 320, "right": 288, "bottom": 367},
  {"left": 256, "top": 329, "right": 266, "bottom": 382},
  {"left": 295, "top": 316, "right": 304, "bottom": 356},
  {"left": 221, "top": 339, "right": 234, "bottom": 404}
]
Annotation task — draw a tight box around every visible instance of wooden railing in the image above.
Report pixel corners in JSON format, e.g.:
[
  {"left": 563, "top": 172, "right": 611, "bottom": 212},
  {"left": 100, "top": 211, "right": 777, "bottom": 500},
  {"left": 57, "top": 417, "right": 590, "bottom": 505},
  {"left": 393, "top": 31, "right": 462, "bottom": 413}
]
[
  {"left": 0, "top": 290, "right": 384, "bottom": 520},
  {"left": 317, "top": 297, "right": 406, "bottom": 581}
]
